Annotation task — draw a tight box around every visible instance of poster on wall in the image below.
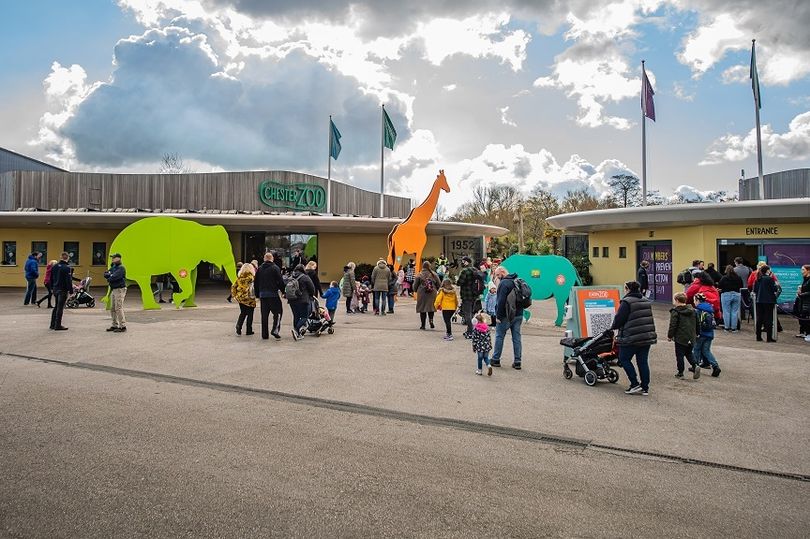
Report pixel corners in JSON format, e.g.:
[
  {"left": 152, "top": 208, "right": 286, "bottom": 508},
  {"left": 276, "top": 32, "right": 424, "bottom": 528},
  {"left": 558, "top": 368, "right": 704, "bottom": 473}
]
[
  {"left": 443, "top": 237, "right": 483, "bottom": 267},
  {"left": 639, "top": 243, "right": 672, "bottom": 302},
  {"left": 575, "top": 287, "right": 622, "bottom": 337},
  {"left": 763, "top": 244, "right": 810, "bottom": 309}
]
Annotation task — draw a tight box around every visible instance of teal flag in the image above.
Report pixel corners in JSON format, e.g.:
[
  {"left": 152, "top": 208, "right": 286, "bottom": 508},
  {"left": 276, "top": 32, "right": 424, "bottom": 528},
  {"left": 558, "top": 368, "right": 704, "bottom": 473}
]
[
  {"left": 330, "top": 119, "right": 342, "bottom": 160},
  {"left": 750, "top": 41, "right": 761, "bottom": 110},
  {"left": 383, "top": 107, "right": 397, "bottom": 150}
]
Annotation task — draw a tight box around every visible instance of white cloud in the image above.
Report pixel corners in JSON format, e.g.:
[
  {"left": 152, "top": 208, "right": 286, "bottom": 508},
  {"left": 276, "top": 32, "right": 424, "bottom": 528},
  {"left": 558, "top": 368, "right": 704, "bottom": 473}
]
[
  {"left": 672, "top": 81, "right": 695, "bottom": 101},
  {"left": 677, "top": 13, "right": 745, "bottom": 77},
  {"left": 720, "top": 64, "right": 749, "bottom": 84},
  {"left": 499, "top": 106, "right": 517, "bottom": 127},
  {"left": 669, "top": 185, "right": 734, "bottom": 203},
  {"left": 442, "top": 84, "right": 457, "bottom": 92},
  {"left": 700, "top": 110, "right": 810, "bottom": 164}
]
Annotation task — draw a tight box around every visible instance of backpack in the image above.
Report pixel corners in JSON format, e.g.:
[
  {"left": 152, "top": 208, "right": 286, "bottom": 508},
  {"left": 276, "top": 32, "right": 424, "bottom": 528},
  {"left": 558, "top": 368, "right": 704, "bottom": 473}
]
[
  {"left": 698, "top": 309, "right": 716, "bottom": 333},
  {"left": 676, "top": 269, "right": 694, "bottom": 285},
  {"left": 422, "top": 276, "right": 436, "bottom": 294},
  {"left": 285, "top": 276, "right": 303, "bottom": 300},
  {"left": 473, "top": 271, "right": 485, "bottom": 296},
  {"left": 512, "top": 278, "right": 532, "bottom": 309}
]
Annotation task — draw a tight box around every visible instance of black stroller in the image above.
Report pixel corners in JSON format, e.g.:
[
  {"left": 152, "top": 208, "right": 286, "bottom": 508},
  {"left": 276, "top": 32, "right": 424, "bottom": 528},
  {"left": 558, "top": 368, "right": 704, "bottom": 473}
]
[
  {"left": 560, "top": 329, "right": 620, "bottom": 386},
  {"left": 67, "top": 276, "right": 95, "bottom": 308},
  {"left": 304, "top": 299, "right": 335, "bottom": 336}
]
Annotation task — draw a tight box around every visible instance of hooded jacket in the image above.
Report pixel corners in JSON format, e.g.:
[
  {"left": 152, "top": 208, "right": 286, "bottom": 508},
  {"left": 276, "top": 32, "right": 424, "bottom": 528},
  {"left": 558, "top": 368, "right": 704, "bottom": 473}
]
[
  {"left": 255, "top": 261, "right": 285, "bottom": 298},
  {"left": 686, "top": 279, "right": 721, "bottom": 319},
  {"left": 371, "top": 261, "right": 392, "bottom": 292},
  {"left": 24, "top": 255, "right": 39, "bottom": 280},
  {"left": 695, "top": 301, "right": 716, "bottom": 338},
  {"left": 668, "top": 304, "right": 696, "bottom": 345}
]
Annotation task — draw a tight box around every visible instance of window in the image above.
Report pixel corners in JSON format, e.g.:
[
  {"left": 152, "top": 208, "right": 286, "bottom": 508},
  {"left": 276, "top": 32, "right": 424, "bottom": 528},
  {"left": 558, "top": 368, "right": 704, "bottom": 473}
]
[
  {"left": 64, "top": 242, "right": 80, "bottom": 265},
  {"left": 2, "top": 241, "right": 16, "bottom": 265},
  {"left": 602, "top": 246, "right": 610, "bottom": 258},
  {"left": 592, "top": 246, "right": 599, "bottom": 258},
  {"left": 619, "top": 247, "right": 627, "bottom": 258},
  {"left": 31, "top": 242, "right": 47, "bottom": 265},
  {"left": 92, "top": 242, "right": 107, "bottom": 266}
]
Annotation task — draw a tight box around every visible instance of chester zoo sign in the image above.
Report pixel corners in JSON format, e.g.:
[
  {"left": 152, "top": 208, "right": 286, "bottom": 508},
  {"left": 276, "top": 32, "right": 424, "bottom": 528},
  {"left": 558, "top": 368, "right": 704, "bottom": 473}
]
[{"left": 258, "top": 180, "right": 327, "bottom": 212}]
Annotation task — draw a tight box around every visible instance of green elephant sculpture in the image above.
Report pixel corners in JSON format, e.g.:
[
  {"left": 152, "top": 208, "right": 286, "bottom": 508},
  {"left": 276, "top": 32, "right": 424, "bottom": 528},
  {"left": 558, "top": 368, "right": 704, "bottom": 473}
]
[
  {"left": 101, "top": 217, "right": 237, "bottom": 310},
  {"left": 500, "top": 254, "right": 583, "bottom": 326}
]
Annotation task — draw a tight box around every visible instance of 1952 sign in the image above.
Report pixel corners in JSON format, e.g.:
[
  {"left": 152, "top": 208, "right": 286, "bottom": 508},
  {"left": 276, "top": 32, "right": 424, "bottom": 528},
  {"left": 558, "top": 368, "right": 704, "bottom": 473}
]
[{"left": 258, "top": 180, "right": 326, "bottom": 212}]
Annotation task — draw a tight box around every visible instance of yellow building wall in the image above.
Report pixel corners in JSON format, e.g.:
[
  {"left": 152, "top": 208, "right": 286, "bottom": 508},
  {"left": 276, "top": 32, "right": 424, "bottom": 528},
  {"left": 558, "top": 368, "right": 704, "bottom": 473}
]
[{"left": 587, "top": 223, "right": 810, "bottom": 288}]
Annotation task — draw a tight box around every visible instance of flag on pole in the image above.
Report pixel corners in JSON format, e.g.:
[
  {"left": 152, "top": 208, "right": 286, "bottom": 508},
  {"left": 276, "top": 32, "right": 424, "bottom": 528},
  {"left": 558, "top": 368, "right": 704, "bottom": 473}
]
[
  {"left": 329, "top": 118, "right": 342, "bottom": 160},
  {"left": 641, "top": 64, "right": 655, "bottom": 122},
  {"left": 750, "top": 40, "right": 761, "bottom": 110},
  {"left": 383, "top": 107, "right": 397, "bottom": 150}
]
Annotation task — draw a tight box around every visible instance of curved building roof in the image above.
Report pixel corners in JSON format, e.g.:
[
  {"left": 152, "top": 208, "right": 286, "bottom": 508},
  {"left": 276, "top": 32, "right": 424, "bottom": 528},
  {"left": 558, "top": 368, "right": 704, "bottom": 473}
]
[{"left": 546, "top": 198, "right": 810, "bottom": 233}]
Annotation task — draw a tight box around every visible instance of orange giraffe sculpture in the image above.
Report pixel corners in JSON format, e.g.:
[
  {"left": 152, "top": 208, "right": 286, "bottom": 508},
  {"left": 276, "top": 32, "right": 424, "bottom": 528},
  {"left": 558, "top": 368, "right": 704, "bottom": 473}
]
[{"left": 387, "top": 169, "right": 450, "bottom": 271}]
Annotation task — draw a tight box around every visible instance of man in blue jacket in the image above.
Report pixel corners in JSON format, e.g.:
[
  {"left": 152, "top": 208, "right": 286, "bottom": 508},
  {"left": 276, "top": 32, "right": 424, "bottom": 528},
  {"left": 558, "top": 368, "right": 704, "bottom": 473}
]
[
  {"left": 104, "top": 253, "right": 128, "bottom": 332},
  {"left": 23, "top": 251, "right": 42, "bottom": 305},
  {"left": 491, "top": 266, "right": 523, "bottom": 370}
]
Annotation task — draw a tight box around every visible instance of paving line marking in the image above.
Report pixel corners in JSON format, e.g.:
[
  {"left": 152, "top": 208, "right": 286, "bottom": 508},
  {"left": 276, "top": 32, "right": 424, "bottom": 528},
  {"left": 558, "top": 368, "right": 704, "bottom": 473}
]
[{"left": 3, "top": 351, "right": 808, "bottom": 483}]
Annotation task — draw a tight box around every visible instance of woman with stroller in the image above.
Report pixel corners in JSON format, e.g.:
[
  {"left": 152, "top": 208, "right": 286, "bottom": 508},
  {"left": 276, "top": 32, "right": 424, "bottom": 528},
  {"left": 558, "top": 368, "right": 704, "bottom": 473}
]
[
  {"left": 305, "top": 261, "right": 322, "bottom": 299},
  {"left": 610, "top": 281, "right": 657, "bottom": 396},
  {"left": 231, "top": 262, "right": 256, "bottom": 336},
  {"left": 36, "top": 260, "right": 57, "bottom": 308},
  {"left": 287, "top": 264, "right": 317, "bottom": 341},
  {"left": 413, "top": 261, "right": 441, "bottom": 330}
]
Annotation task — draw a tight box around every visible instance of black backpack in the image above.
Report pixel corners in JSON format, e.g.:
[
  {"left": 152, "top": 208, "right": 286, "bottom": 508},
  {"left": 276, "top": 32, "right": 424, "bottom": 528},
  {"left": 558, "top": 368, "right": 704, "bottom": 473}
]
[
  {"left": 697, "top": 309, "right": 715, "bottom": 333},
  {"left": 473, "top": 271, "right": 486, "bottom": 296},
  {"left": 676, "top": 269, "right": 694, "bottom": 285},
  {"left": 512, "top": 278, "right": 532, "bottom": 309}
]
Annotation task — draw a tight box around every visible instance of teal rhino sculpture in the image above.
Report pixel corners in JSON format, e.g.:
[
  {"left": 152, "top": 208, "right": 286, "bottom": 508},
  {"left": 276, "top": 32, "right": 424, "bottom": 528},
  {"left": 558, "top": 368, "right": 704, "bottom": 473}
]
[
  {"left": 101, "top": 216, "right": 238, "bottom": 310},
  {"left": 500, "top": 254, "right": 582, "bottom": 326}
]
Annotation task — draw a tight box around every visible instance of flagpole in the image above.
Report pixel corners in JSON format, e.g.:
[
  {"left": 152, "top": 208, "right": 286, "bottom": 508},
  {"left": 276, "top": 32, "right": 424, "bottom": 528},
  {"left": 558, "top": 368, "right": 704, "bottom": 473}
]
[
  {"left": 380, "top": 105, "right": 385, "bottom": 218},
  {"left": 752, "top": 39, "right": 764, "bottom": 200},
  {"left": 327, "top": 115, "right": 332, "bottom": 213},
  {"left": 641, "top": 60, "right": 648, "bottom": 206}
]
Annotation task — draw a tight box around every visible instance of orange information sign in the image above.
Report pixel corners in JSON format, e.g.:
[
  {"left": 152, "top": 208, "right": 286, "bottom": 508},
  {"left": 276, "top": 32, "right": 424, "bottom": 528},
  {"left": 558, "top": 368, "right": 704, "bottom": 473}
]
[{"left": 575, "top": 288, "right": 621, "bottom": 338}]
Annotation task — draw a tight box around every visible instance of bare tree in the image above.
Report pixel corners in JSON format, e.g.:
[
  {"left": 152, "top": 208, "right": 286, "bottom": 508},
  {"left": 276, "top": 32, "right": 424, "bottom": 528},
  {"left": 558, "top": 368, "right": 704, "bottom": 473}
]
[
  {"left": 433, "top": 203, "right": 448, "bottom": 221},
  {"left": 159, "top": 153, "right": 193, "bottom": 174},
  {"left": 608, "top": 174, "right": 641, "bottom": 207}
]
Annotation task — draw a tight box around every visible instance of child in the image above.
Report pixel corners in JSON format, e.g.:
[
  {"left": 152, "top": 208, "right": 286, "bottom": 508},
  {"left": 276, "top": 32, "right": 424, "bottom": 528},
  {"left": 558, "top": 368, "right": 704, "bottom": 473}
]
[
  {"left": 396, "top": 268, "right": 405, "bottom": 296},
  {"left": 471, "top": 313, "right": 493, "bottom": 376},
  {"left": 434, "top": 279, "right": 459, "bottom": 341},
  {"left": 485, "top": 284, "right": 497, "bottom": 326},
  {"left": 667, "top": 293, "right": 699, "bottom": 379},
  {"left": 323, "top": 281, "right": 341, "bottom": 323},
  {"left": 693, "top": 292, "right": 722, "bottom": 377}
]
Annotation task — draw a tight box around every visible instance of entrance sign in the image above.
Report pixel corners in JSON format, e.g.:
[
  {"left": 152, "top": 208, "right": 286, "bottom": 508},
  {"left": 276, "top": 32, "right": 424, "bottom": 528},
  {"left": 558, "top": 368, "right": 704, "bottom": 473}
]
[{"left": 258, "top": 180, "right": 326, "bottom": 212}]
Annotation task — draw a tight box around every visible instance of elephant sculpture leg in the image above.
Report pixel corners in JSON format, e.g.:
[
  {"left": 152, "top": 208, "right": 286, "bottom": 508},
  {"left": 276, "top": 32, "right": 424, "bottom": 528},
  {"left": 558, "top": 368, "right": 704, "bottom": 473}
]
[
  {"left": 134, "top": 275, "right": 162, "bottom": 310},
  {"left": 184, "top": 267, "right": 198, "bottom": 308},
  {"left": 171, "top": 270, "right": 196, "bottom": 308},
  {"left": 553, "top": 293, "right": 568, "bottom": 327}
]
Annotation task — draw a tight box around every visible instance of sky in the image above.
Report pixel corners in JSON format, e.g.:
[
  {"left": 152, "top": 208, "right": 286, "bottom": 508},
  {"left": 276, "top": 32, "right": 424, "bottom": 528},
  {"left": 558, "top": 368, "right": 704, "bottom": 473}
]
[{"left": 1, "top": 0, "right": 808, "bottom": 212}]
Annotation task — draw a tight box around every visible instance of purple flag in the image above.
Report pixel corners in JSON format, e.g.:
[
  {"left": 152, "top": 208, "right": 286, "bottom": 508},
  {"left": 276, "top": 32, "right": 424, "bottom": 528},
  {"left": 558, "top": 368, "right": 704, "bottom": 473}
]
[{"left": 642, "top": 65, "right": 655, "bottom": 122}]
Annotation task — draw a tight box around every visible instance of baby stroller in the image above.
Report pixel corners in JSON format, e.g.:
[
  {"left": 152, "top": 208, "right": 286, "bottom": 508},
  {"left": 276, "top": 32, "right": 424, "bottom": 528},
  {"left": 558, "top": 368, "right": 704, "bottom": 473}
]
[
  {"left": 304, "top": 299, "right": 335, "bottom": 336},
  {"left": 560, "top": 329, "right": 620, "bottom": 386},
  {"left": 67, "top": 276, "right": 95, "bottom": 308},
  {"left": 451, "top": 299, "right": 482, "bottom": 325}
]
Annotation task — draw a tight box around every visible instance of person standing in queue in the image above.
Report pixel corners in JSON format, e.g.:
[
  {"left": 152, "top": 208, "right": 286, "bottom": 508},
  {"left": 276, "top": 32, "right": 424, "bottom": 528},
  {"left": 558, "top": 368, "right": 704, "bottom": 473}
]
[
  {"left": 413, "top": 261, "right": 440, "bottom": 330},
  {"left": 753, "top": 265, "right": 779, "bottom": 342},
  {"left": 49, "top": 252, "right": 72, "bottom": 331},
  {"left": 371, "top": 259, "right": 392, "bottom": 315},
  {"left": 255, "top": 253, "right": 286, "bottom": 340},
  {"left": 104, "top": 253, "right": 128, "bottom": 333},
  {"left": 287, "top": 264, "right": 316, "bottom": 341},
  {"left": 610, "top": 281, "right": 657, "bottom": 396},
  {"left": 637, "top": 260, "right": 650, "bottom": 298}
]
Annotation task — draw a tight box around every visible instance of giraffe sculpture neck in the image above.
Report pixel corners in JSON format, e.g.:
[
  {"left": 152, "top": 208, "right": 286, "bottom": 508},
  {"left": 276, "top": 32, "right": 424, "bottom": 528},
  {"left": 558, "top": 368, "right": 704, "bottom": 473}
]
[{"left": 409, "top": 181, "right": 443, "bottom": 226}]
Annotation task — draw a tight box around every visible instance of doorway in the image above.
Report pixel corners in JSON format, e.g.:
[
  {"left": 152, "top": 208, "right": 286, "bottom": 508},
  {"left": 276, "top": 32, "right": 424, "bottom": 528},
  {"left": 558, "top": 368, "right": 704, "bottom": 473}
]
[{"left": 717, "top": 241, "right": 758, "bottom": 270}]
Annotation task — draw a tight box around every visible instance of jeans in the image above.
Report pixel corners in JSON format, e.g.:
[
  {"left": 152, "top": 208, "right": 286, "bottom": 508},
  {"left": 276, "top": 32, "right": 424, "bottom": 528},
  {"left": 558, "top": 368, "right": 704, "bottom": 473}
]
[
  {"left": 373, "top": 291, "right": 387, "bottom": 313},
  {"left": 674, "top": 342, "right": 696, "bottom": 373},
  {"left": 24, "top": 278, "right": 37, "bottom": 304},
  {"left": 50, "top": 290, "right": 67, "bottom": 329},
  {"left": 260, "top": 296, "right": 283, "bottom": 339},
  {"left": 461, "top": 299, "right": 475, "bottom": 336},
  {"left": 492, "top": 316, "right": 522, "bottom": 364},
  {"left": 721, "top": 291, "right": 740, "bottom": 330},
  {"left": 291, "top": 302, "right": 309, "bottom": 334},
  {"left": 387, "top": 292, "right": 395, "bottom": 313},
  {"left": 442, "top": 310, "right": 453, "bottom": 335},
  {"left": 477, "top": 351, "right": 491, "bottom": 370},
  {"left": 237, "top": 303, "right": 254, "bottom": 333},
  {"left": 618, "top": 345, "right": 651, "bottom": 391},
  {"left": 693, "top": 336, "right": 719, "bottom": 368}
]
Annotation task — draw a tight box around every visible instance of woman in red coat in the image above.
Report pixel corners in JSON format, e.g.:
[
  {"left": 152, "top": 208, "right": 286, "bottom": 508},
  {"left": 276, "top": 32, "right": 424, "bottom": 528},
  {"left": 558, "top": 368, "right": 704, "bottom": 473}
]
[{"left": 686, "top": 272, "right": 722, "bottom": 320}]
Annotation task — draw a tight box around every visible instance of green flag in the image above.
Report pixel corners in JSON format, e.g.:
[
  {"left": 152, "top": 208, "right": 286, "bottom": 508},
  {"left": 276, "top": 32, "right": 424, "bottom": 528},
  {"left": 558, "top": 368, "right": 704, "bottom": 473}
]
[
  {"left": 329, "top": 118, "right": 342, "bottom": 160},
  {"left": 383, "top": 107, "right": 397, "bottom": 150}
]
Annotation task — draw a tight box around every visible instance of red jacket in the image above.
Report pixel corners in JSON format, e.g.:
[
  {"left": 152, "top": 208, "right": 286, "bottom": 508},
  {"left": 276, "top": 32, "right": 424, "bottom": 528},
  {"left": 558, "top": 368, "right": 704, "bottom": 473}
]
[
  {"left": 747, "top": 269, "right": 777, "bottom": 290},
  {"left": 43, "top": 263, "right": 54, "bottom": 286},
  {"left": 686, "top": 281, "right": 722, "bottom": 319}
]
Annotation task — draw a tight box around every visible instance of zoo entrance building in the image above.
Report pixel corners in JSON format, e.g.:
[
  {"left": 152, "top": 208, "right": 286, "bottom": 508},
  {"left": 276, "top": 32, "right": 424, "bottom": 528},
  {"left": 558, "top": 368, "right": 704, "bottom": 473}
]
[{"left": 0, "top": 147, "right": 506, "bottom": 288}]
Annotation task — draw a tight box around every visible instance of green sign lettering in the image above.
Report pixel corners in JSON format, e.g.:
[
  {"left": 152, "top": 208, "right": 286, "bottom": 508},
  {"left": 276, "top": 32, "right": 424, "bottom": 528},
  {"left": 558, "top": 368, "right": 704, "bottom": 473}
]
[{"left": 258, "top": 180, "right": 326, "bottom": 212}]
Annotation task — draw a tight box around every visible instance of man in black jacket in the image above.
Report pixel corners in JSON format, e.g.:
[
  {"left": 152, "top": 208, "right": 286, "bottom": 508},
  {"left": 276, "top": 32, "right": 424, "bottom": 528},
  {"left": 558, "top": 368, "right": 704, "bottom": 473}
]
[
  {"left": 637, "top": 260, "right": 650, "bottom": 298},
  {"left": 287, "top": 264, "right": 316, "bottom": 341},
  {"left": 255, "top": 252, "right": 286, "bottom": 340},
  {"left": 49, "top": 252, "right": 72, "bottom": 330},
  {"left": 104, "top": 253, "right": 127, "bottom": 332}
]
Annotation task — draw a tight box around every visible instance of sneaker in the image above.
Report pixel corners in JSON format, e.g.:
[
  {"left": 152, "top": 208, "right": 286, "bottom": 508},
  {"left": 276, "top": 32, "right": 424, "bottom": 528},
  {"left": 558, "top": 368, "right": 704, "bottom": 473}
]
[
  {"left": 490, "top": 360, "right": 501, "bottom": 367},
  {"left": 512, "top": 363, "right": 521, "bottom": 370},
  {"left": 106, "top": 326, "right": 117, "bottom": 332},
  {"left": 487, "top": 365, "right": 493, "bottom": 376},
  {"left": 693, "top": 365, "right": 701, "bottom": 379},
  {"left": 54, "top": 326, "right": 69, "bottom": 331},
  {"left": 475, "top": 369, "right": 483, "bottom": 375},
  {"left": 443, "top": 335, "right": 454, "bottom": 341},
  {"left": 805, "top": 335, "right": 810, "bottom": 342},
  {"left": 271, "top": 332, "right": 281, "bottom": 340},
  {"left": 113, "top": 327, "right": 127, "bottom": 333},
  {"left": 699, "top": 362, "right": 711, "bottom": 369},
  {"left": 625, "top": 385, "right": 642, "bottom": 394},
  {"left": 675, "top": 372, "right": 684, "bottom": 378},
  {"left": 711, "top": 367, "right": 721, "bottom": 377},
  {"left": 463, "top": 332, "right": 473, "bottom": 340},
  {"left": 641, "top": 389, "right": 649, "bottom": 396},
  {"left": 795, "top": 334, "right": 806, "bottom": 339},
  {"left": 387, "top": 310, "right": 394, "bottom": 314},
  {"left": 290, "top": 329, "right": 300, "bottom": 341}
]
